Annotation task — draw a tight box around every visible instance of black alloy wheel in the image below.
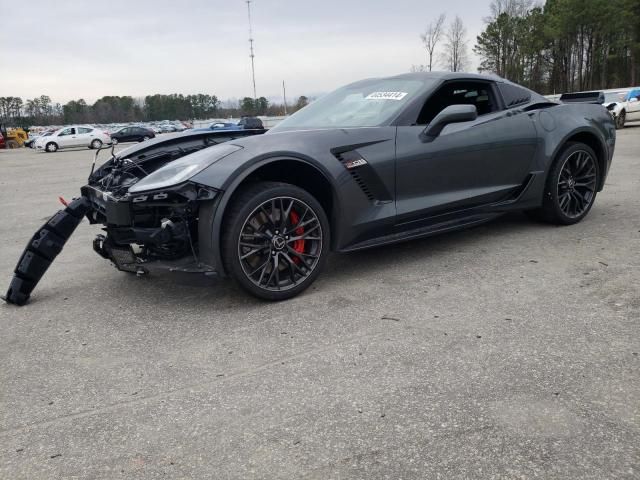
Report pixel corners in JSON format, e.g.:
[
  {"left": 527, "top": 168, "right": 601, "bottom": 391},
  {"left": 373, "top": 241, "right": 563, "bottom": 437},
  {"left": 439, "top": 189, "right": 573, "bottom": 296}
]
[
  {"left": 556, "top": 148, "right": 597, "bottom": 218},
  {"left": 222, "top": 182, "right": 329, "bottom": 300},
  {"left": 529, "top": 142, "right": 599, "bottom": 225}
]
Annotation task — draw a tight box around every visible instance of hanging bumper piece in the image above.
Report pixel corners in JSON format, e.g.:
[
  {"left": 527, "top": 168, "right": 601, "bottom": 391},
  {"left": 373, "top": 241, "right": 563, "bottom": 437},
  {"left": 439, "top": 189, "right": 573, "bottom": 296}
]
[{"left": 2, "top": 197, "right": 92, "bottom": 306}]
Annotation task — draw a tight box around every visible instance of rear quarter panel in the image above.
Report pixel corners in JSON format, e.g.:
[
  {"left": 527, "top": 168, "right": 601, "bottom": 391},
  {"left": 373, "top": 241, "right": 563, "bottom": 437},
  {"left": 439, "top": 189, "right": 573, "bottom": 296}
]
[{"left": 531, "top": 103, "right": 615, "bottom": 189}]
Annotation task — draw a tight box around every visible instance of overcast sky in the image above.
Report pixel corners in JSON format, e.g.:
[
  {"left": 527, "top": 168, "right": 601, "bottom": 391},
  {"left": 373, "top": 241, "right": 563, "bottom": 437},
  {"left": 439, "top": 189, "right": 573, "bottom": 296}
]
[{"left": 0, "top": 0, "right": 492, "bottom": 104}]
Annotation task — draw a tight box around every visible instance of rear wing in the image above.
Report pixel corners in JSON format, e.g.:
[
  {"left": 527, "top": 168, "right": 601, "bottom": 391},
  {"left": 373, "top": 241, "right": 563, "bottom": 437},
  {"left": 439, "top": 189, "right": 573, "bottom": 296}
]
[{"left": 559, "top": 91, "right": 605, "bottom": 105}]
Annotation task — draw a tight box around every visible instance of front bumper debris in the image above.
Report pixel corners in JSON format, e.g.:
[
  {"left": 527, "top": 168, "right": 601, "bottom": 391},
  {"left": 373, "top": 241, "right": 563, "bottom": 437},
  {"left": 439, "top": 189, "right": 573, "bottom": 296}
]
[{"left": 3, "top": 197, "right": 92, "bottom": 306}]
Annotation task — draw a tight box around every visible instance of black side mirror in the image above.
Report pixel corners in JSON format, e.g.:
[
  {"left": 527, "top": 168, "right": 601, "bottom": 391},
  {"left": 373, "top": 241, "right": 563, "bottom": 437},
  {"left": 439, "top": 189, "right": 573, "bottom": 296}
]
[{"left": 420, "top": 104, "right": 478, "bottom": 142}]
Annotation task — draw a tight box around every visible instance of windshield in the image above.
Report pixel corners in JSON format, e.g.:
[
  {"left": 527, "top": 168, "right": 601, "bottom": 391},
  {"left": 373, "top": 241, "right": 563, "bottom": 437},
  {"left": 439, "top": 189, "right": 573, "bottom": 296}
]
[{"left": 271, "top": 78, "right": 429, "bottom": 130}]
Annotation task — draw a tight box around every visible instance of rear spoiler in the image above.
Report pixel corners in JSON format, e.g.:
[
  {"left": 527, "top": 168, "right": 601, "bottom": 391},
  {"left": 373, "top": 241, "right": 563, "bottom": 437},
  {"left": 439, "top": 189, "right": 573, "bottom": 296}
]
[{"left": 559, "top": 91, "right": 605, "bottom": 105}]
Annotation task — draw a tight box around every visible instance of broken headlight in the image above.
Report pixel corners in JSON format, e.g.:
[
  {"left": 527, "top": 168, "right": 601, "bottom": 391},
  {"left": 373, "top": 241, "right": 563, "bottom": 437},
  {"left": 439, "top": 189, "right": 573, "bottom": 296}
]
[{"left": 129, "top": 143, "right": 242, "bottom": 193}]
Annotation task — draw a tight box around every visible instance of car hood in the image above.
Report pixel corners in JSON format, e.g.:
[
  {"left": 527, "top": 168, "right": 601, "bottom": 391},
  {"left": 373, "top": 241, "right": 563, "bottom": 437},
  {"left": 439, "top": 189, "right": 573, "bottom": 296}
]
[{"left": 191, "top": 126, "right": 397, "bottom": 190}]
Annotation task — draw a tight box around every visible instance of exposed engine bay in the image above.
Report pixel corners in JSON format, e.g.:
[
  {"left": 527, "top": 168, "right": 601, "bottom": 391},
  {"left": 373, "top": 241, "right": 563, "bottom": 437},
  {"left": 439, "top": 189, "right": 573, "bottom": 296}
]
[
  {"left": 83, "top": 136, "right": 221, "bottom": 275},
  {"left": 3, "top": 130, "right": 263, "bottom": 305}
]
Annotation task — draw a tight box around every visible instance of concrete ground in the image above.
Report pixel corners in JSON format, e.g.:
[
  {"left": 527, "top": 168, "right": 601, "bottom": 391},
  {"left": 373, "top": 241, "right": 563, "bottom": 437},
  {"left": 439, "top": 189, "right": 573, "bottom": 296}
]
[{"left": 0, "top": 128, "right": 638, "bottom": 479}]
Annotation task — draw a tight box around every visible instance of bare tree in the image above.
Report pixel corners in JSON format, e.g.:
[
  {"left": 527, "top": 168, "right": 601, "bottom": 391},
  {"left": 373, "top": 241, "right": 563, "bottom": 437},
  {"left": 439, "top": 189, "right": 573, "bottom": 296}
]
[
  {"left": 486, "top": 0, "right": 533, "bottom": 22},
  {"left": 420, "top": 14, "right": 446, "bottom": 72},
  {"left": 442, "top": 15, "right": 468, "bottom": 72}
]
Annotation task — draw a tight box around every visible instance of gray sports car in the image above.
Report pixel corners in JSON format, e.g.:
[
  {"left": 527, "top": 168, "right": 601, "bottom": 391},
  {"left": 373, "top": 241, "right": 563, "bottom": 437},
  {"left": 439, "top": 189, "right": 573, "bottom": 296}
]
[{"left": 4, "top": 72, "right": 615, "bottom": 305}]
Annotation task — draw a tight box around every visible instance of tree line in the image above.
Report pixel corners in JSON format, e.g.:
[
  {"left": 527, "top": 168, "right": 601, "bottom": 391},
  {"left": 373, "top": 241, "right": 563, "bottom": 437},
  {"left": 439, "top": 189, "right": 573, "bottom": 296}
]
[
  {"left": 475, "top": 0, "right": 639, "bottom": 93},
  {"left": 0, "top": 93, "right": 311, "bottom": 127},
  {"left": 417, "top": 0, "right": 640, "bottom": 93}
]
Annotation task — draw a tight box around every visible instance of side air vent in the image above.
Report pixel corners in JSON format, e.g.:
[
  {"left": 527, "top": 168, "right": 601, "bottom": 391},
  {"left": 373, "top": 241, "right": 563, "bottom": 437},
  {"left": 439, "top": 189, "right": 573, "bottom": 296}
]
[
  {"left": 349, "top": 169, "right": 375, "bottom": 201},
  {"left": 333, "top": 150, "right": 392, "bottom": 203}
]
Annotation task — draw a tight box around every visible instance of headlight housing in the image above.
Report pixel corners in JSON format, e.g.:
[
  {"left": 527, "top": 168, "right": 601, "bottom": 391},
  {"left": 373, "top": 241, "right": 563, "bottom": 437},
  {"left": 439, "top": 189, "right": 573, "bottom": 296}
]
[{"left": 128, "top": 143, "right": 242, "bottom": 193}]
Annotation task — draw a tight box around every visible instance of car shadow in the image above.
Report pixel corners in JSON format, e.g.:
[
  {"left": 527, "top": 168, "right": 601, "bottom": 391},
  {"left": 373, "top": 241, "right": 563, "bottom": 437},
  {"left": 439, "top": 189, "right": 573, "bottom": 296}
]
[{"left": 97, "top": 211, "right": 548, "bottom": 311}]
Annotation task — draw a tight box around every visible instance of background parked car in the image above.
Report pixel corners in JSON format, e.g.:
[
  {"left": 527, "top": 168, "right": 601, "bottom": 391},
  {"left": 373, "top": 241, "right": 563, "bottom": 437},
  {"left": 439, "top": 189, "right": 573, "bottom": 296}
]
[
  {"left": 192, "top": 117, "right": 265, "bottom": 133},
  {"left": 159, "top": 124, "right": 177, "bottom": 133},
  {"left": 110, "top": 126, "right": 155, "bottom": 144},
  {"left": 25, "top": 130, "right": 53, "bottom": 148},
  {"left": 35, "top": 125, "right": 111, "bottom": 152},
  {"left": 237, "top": 116, "right": 265, "bottom": 130},
  {"left": 614, "top": 87, "right": 640, "bottom": 128}
]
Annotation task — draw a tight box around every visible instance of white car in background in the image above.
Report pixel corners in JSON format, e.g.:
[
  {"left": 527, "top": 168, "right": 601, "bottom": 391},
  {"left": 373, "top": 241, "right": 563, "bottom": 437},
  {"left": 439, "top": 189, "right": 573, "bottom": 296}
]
[
  {"left": 606, "top": 88, "right": 640, "bottom": 129},
  {"left": 35, "top": 125, "right": 111, "bottom": 152},
  {"left": 603, "top": 91, "right": 628, "bottom": 126}
]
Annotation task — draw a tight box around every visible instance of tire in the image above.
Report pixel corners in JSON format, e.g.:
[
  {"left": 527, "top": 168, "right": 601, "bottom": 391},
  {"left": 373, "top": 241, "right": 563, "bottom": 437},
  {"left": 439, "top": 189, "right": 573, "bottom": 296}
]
[
  {"left": 90, "top": 139, "right": 102, "bottom": 149},
  {"left": 615, "top": 111, "right": 625, "bottom": 129},
  {"left": 528, "top": 142, "right": 599, "bottom": 225},
  {"left": 45, "top": 142, "right": 58, "bottom": 153},
  {"left": 6, "top": 140, "right": 20, "bottom": 149},
  {"left": 111, "top": 138, "right": 119, "bottom": 145},
  {"left": 221, "top": 181, "right": 330, "bottom": 300},
  {"left": 142, "top": 136, "right": 150, "bottom": 141}
]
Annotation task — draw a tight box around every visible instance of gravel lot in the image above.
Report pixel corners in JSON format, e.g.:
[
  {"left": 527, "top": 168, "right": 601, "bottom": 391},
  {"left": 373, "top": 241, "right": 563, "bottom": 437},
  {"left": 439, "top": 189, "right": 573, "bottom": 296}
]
[{"left": 1, "top": 128, "right": 639, "bottom": 479}]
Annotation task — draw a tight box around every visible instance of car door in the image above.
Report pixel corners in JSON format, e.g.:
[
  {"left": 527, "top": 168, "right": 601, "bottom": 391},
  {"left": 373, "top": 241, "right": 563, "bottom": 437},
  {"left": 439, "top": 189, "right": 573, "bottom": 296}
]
[
  {"left": 56, "top": 127, "right": 77, "bottom": 148},
  {"left": 394, "top": 80, "right": 538, "bottom": 225},
  {"left": 122, "top": 128, "right": 134, "bottom": 141},
  {"left": 77, "top": 127, "right": 94, "bottom": 146},
  {"left": 625, "top": 89, "right": 640, "bottom": 121}
]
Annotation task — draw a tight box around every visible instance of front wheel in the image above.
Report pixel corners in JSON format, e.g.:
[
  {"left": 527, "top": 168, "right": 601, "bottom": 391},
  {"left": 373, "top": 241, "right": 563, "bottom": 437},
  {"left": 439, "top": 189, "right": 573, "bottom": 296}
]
[
  {"left": 615, "top": 111, "right": 625, "bottom": 129},
  {"left": 111, "top": 138, "right": 119, "bottom": 145},
  {"left": 45, "top": 142, "right": 58, "bottom": 153},
  {"left": 222, "top": 182, "right": 330, "bottom": 300},
  {"left": 529, "top": 142, "right": 599, "bottom": 225}
]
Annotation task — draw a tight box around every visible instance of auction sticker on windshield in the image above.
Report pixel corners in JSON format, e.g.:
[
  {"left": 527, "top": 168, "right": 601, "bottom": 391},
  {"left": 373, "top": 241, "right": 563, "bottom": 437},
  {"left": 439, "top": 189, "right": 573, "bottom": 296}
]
[{"left": 365, "top": 92, "right": 408, "bottom": 100}]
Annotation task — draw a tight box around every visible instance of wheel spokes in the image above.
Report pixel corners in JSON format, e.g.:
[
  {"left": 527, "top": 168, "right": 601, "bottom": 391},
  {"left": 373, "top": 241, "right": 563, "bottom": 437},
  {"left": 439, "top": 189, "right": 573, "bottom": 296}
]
[
  {"left": 557, "top": 150, "right": 596, "bottom": 218},
  {"left": 238, "top": 196, "right": 323, "bottom": 291}
]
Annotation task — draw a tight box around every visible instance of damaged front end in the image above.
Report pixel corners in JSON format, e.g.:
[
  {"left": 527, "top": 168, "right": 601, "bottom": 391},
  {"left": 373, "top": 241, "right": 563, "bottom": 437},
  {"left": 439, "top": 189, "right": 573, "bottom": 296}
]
[
  {"left": 4, "top": 131, "right": 259, "bottom": 305},
  {"left": 84, "top": 180, "right": 218, "bottom": 277}
]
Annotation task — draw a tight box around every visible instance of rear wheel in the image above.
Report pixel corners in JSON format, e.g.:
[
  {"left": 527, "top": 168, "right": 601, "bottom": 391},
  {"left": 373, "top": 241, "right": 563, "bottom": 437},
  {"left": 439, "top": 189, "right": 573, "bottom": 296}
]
[
  {"left": 222, "top": 182, "right": 329, "bottom": 300},
  {"left": 529, "top": 142, "right": 599, "bottom": 225},
  {"left": 111, "top": 138, "right": 119, "bottom": 145},
  {"left": 45, "top": 142, "right": 58, "bottom": 153},
  {"left": 615, "top": 111, "right": 625, "bottom": 129},
  {"left": 90, "top": 139, "right": 102, "bottom": 149},
  {"left": 142, "top": 136, "right": 150, "bottom": 141},
  {"left": 6, "top": 140, "right": 19, "bottom": 149}
]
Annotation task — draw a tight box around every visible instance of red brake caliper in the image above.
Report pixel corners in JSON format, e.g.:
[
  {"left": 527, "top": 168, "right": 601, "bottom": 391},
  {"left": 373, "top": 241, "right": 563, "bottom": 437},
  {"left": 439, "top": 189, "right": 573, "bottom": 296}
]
[{"left": 289, "top": 210, "right": 305, "bottom": 264}]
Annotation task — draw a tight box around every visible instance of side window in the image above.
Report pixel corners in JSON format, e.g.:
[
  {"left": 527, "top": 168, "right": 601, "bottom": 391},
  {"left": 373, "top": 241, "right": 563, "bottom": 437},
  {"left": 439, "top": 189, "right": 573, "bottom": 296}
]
[
  {"left": 416, "top": 81, "right": 498, "bottom": 125},
  {"left": 497, "top": 83, "right": 531, "bottom": 108},
  {"left": 59, "top": 127, "right": 75, "bottom": 136},
  {"left": 78, "top": 127, "right": 92, "bottom": 134}
]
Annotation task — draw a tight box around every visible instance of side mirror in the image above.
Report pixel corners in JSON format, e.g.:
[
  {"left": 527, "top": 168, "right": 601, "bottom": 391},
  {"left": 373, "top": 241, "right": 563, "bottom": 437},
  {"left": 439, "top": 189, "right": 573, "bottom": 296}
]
[
  {"left": 421, "top": 104, "right": 478, "bottom": 142},
  {"left": 629, "top": 97, "right": 639, "bottom": 103}
]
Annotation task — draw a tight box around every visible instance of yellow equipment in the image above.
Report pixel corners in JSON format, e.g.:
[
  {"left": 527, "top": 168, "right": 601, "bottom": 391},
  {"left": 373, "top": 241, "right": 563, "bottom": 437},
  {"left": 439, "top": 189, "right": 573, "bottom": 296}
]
[{"left": 4, "top": 128, "right": 28, "bottom": 148}]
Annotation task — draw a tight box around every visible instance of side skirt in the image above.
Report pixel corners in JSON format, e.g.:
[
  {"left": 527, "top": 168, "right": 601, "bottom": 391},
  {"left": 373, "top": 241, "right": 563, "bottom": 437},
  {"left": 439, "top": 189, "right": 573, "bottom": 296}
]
[{"left": 341, "top": 212, "right": 502, "bottom": 252}]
